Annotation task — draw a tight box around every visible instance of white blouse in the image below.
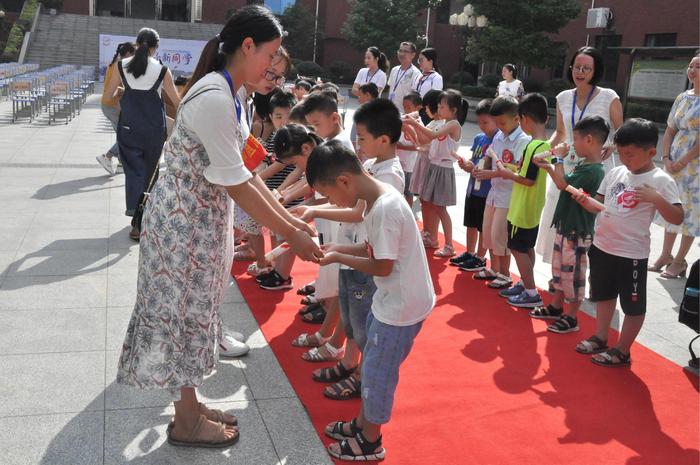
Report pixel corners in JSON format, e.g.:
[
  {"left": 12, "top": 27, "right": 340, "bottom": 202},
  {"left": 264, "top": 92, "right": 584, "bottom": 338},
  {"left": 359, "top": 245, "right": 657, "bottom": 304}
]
[{"left": 180, "top": 72, "right": 252, "bottom": 187}]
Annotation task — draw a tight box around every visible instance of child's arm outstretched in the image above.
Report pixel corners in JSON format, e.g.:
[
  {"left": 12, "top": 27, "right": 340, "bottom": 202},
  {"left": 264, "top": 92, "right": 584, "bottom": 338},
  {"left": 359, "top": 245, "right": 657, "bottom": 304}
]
[
  {"left": 291, "top": 200, "right": 366, "bottom": 224},
  {"left": 320, "top": 246, "right": 393, "bottom": 277},
  {"left": 404, "top": 117, "right": 460, "bottom": 141}
]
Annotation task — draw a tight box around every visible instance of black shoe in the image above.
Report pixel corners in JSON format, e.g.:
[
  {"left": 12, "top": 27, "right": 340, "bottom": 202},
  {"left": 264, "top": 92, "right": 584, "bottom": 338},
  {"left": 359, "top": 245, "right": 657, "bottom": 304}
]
[
  {"left": 256, "top": 269, "right": 276, "bottom": 283},
  {"left": 459, "top": 257, "right": 486, "bottom": 272},
  {"left": 259, "top": 270, "right": 293, "bottom": 290},
  {"left": 449, "top": 251, "right": 473, "bottom": 266}
]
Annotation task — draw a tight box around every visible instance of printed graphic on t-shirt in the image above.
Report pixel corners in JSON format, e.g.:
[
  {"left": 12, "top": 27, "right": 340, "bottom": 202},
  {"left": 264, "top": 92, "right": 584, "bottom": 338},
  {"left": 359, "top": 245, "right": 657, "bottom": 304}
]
[
  {"left": 502, "top": 149, "right": 514, "bottom": 164},
  {"left": 611, "top": 183, "right": 639, "bottom": 211}
]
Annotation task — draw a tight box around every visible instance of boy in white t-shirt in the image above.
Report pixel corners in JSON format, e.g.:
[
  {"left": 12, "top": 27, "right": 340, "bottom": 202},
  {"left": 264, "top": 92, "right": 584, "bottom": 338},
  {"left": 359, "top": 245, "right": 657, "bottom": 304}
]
[
  {"left": 397, "top": 91, "right": 422, "bottom": 207},
  {"left": 308, "top": 140, "right": 434, "bottom": 462},
  {"left": 575, "top": 118, "right": 683, "bottom": 367}
]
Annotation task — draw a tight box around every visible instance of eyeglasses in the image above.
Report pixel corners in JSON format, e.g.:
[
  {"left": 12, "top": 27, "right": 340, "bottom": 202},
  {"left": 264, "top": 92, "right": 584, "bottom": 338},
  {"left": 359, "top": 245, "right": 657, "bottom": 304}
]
[
  {"left": 570, "top": 65, "right": 594, "bottom": 74},
  {"left": 264, "top": 70, "right": 285, "bottom": 85},
  {"left": 397, "top": 49, "right": 414, "bottom": 55}
]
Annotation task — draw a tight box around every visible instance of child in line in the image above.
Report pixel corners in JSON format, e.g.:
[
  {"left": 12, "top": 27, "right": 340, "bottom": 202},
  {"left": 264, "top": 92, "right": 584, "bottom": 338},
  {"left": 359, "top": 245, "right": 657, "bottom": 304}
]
[
  {"left": 293, "top": 99, "right": 405, "bottom": 400},
  {"left": 496, "top": 93, "right": 551, "bottom": 307},
  {"left": 575, "top": 118, "right": 683, "bottom": 367},
  {"left": 529, "top": 116, "right": 609, "bottom": 332},
  {"left": 407, "top": 89, "right": 444, "bottom": 245},
  {"left": 292, "top": 91, "right": 353, "bottom": 362},
  {"left": 307, "top": 141, "right": 434, "bottom": 462},
  {"left": 404, "top": 89, "right": 469, "bottom": 257},
  {"left": 473, "top": 96, "right": 532, "bottom": 289},
  {"left": 451, "top": 98, "right": 498, "bottom": 271},
  {"left": 397, "top": 91, "right": 422, "bottom": 207},
  {"left": 350, "top": 83, "right": 379, "bottom": 157},
  {"left": 293, "top": 78, "right": 312, "bottom": 101}
]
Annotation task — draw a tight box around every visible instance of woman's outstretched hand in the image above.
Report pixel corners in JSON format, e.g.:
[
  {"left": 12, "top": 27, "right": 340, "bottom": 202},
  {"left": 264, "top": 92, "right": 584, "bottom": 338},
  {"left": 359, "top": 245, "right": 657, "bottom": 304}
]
[{"left": 286, "top": 229, "right": 323, "bottom": 263}]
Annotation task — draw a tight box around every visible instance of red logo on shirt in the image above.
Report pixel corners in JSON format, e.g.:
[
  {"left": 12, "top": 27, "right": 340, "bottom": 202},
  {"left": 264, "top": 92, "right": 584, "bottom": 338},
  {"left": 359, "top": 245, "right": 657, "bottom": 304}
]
[
  {"left": 365, "top": 240, "right": 375, "bottom": 259},
  {"left": 502, "top": 149, "right": 514, "bottom": 164},
  {"left": 616, "top": 188, "right": 639, "bottom": 209}
]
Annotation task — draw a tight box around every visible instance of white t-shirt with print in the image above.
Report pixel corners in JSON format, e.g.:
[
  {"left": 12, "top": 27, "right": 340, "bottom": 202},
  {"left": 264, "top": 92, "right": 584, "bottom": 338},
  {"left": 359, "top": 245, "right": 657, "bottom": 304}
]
[
  {"left": 354, "top": 67, "right": 388, "bottom": 94},
  {"left": 485, "top": 125, "right": 531, "bottom": 208},
  {"left": 594, "top": 166, "right": 681, "bottom": 259},
  {"left": 338, "top": 157, "right": 404, "bottom": 269},
  {"left": 387, "top": 64, "right": 421, "bottom": 111},
  {"left": 365, "top": 189, "right": 435, "bottom": 326}
]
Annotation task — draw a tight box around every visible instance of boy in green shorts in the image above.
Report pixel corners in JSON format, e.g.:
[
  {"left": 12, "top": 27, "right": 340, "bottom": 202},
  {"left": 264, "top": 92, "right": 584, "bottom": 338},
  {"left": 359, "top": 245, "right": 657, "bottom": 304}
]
[{"left": 497, "top": 93, "right": 551, "bottom": 307}]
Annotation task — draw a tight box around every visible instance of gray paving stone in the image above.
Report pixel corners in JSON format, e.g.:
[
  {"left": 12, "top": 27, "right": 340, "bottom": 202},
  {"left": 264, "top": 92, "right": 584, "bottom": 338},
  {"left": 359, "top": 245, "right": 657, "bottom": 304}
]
[
  {"left": 234, "top": 334, "right": 297, "bottom": 400},
  {"left": 0, "top": 411, "right": 104, "bottom": 465},
  {"left": 106, "top": 249, "right": 139, "bottom": 307},
  {"left": 106, "top": 306, "right": 133, "bottom": 352},
  {"left": 19, "top": 228, "right": 110, "bottom": 253},
  {"left": 0, "top": 307, "right": 105, "bottom": 355},
  {"left": 0, "top": 351, "right": 105, "bottom": 417},
  {"left": 104, "top": 401, "right": 279, "bottom": 465},
  {"left": 0, "top": 273, "right": 107, "bottom": 310},
  {"left": 257, "top": 397, "right": 334, "bottom": 465},
  {"left": 0, "top": 216, "right": 34, "bottom": 252},
  {"left": 0, "top": 251, "right": 17, "bottom": 278}
]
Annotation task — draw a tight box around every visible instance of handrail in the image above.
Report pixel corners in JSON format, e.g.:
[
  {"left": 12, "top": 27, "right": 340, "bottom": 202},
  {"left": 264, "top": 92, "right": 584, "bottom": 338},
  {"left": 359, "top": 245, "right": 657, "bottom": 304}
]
[{"left": 18, "top": 3, "right": 43, "bottom": 64}]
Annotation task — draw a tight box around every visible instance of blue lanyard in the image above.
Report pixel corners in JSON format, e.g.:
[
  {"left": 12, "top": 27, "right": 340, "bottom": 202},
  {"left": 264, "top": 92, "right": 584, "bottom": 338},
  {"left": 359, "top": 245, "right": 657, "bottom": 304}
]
[
  {"left": 417, "top": 71, "right": 433, "bottom": 93},
  {"left": 221, "top": 69, "right": 243, "bottom": 124},
  {"left": 571, "top": 86, "right": 596, "bottom": 130},
  {"left": 392, "top": 66, "right": 411, "bottom": 92},
  {"left": 365, "top": 68, "right": 378, "bottom": 83}
]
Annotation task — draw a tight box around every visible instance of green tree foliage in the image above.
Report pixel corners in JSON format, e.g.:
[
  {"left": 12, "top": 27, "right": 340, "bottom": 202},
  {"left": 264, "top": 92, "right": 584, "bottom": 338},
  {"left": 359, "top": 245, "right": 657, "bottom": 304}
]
[
  {"left": 1, "top": 0, "right": 38, "bottom": 63},
  {"left": 342, "top": 0, "right": 438, "bottom": 57},
  {"left": 279, "top": 2, "right": 324, "bottom": 62},
  {"left": 465, "top": 0, "right": 580, "bottom": 68}
]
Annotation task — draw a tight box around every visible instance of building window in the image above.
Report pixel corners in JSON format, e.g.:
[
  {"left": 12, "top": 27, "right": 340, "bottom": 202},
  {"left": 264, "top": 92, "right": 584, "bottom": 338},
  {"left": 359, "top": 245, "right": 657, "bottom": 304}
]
[
  {"left": 594, "top": 34, "right": 621, "bottom": 83},
  {"left": 644, "top": 33, "right": 677, "bottom": 47}
]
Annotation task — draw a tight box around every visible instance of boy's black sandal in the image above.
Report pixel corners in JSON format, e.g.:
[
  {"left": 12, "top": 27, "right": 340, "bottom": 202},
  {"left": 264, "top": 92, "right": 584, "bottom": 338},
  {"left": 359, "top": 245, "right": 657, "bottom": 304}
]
[
  {"left": 576, "top": 335, "right": 608, "bottom": 354},
  {"left": 313, "top": 361, "right": 356, "bottom": 383},
  {"left": 300, "top": 305, "right": 326, "bottom": 324},
  {"left": 529, "top": 304, "right": 563, "bottom": 320},
  {"left": 325, "top": 418, "right": 361, "bottom": 440},
  {"left": 298, "top": 302, "right": 322, "bottom": 316},
  {"left": 592, "top": 348, "right": 631, "bottom": 367},
  {"left": 547, "top": 315, "right": 579, "bottom": 333},
  {"left": 297, "top": 284, "right": 316, "bottom": 296},
  {"left": 324, "top": 373, "right": 361, "bottom": 400},
  {"left": 329, "top": 431, "right": 386, "bottom": 461}
]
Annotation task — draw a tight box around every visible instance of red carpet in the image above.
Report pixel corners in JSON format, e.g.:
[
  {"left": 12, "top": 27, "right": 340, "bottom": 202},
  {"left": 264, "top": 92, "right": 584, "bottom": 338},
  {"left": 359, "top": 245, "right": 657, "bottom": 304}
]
[{"left": 232, "top": 241, "right": 699, "bottom": 465}]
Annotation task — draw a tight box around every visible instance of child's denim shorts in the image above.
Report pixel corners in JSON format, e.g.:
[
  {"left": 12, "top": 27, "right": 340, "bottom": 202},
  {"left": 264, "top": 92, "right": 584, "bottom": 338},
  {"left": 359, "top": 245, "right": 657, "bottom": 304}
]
[
  {"left": 361, "top": 312, "right": 423, "bottom": 424},
  {"left": 338, "top": 269, "right": 376, "bottom": 351}
]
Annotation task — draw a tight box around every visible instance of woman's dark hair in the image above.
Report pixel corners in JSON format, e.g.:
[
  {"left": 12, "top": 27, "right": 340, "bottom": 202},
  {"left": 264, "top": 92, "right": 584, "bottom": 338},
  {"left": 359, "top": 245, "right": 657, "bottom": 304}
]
[
  {"left": 567, "top": 46, "right": 604, "bottom": 86},
  {"left": 440, "top": 89, "right": 469, "bottom": 125},
  {"left": 422, "top": 89, "right": 442, "bottom": 115},
  {"left": 419, "top": 47, "right": 440, "bottom": 73},
  {"left": 185, "top": 5, "right": 284, "bottom": 94},
  {"left": 503, "top": 63, "right": 518, "bottom": 79},
  {"left": 111, "top": 42, "right": 135, "bottom": 66},
  {"left": 273, "top": 123, "right": 323, "bottom": 161},
  {"left": 254, "top": 88, "right": 279, "bottom": 120},
  {"left": 367, "top": 46, "right": 389, "bottom": 74},
  {"left": 127, "top": 28, "right": 159, "bottom": 78}
]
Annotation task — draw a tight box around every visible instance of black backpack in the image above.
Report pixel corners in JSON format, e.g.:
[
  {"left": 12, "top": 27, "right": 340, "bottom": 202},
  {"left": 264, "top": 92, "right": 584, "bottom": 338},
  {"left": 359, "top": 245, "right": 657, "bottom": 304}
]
[{"left": 679, "top": 259, "right": 699, "bottom": 368}]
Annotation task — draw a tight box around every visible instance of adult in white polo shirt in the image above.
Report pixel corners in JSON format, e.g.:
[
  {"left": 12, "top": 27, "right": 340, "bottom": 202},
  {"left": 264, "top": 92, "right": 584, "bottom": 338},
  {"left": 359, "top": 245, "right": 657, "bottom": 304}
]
[
  {"left": 387, "top": 41, "right": 420, "bottom": 112},
  {"left": 352, "top": 46, "right": 389, "bottom": 97}
]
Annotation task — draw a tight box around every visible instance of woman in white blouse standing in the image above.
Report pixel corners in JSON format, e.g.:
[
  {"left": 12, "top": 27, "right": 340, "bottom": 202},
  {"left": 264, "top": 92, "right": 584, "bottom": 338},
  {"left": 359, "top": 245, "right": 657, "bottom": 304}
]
[
  {"left": 352, "top": 46, "right": 388, "bottom": 97},
  {"left": 412, "top": 47, "right": 443, "bottom": 97},
  {"left": 496, "top": 63, "right": 525, "bottom": 100},
  {"left": 116, "top": 6, "right": 321, "bottom": 449},
  {"left": 536, "top": 46, "right": 623, "bottom": 264}
]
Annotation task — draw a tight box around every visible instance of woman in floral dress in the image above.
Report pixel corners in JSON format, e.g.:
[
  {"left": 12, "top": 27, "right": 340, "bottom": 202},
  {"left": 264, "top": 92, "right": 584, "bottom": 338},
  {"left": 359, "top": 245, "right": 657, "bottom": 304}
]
[
  {"left": 649, "top": 54, "right": 700, "bottom": 279},
  {"left": 116, "top": 6, "right": 321, "bottom": 449}
]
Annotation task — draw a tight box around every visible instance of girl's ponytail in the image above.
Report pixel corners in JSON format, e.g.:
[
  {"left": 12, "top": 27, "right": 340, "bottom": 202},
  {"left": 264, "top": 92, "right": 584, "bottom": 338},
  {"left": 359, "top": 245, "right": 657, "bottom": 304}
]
[
  {"left": 183, "top": 37, "right": 226, "bottom": 95},
  {"left": 442, "top": 89, "right": 469, "bottom": 125},
  {"left": 127, "top": 28, "right": 160, "bottom": 78},
  {"left": 273, "top": 123, "right": 322, "bottom": 161},
  {"left": 110, "top": 42, "right": 136, "bottom": 66}
]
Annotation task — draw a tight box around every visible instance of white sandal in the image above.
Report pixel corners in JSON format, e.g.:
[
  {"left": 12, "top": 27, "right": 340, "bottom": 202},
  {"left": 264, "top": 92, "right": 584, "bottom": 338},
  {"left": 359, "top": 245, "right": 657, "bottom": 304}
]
[
  {"left": 302, "top": 342, "right": 345, "bottom": 362},
  {"left": 291, "top": 331, "right": 329, "bottom": 347}
]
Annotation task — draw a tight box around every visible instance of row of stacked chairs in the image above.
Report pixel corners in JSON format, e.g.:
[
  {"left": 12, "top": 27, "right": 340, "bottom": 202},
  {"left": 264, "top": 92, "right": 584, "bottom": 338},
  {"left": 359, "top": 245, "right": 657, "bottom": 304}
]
[
  {"left": 5, "top": 65, "right": 96, "bottom": 124},
  {"left": 0, "top": 63, "right": 40, "bottom": 98}
]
